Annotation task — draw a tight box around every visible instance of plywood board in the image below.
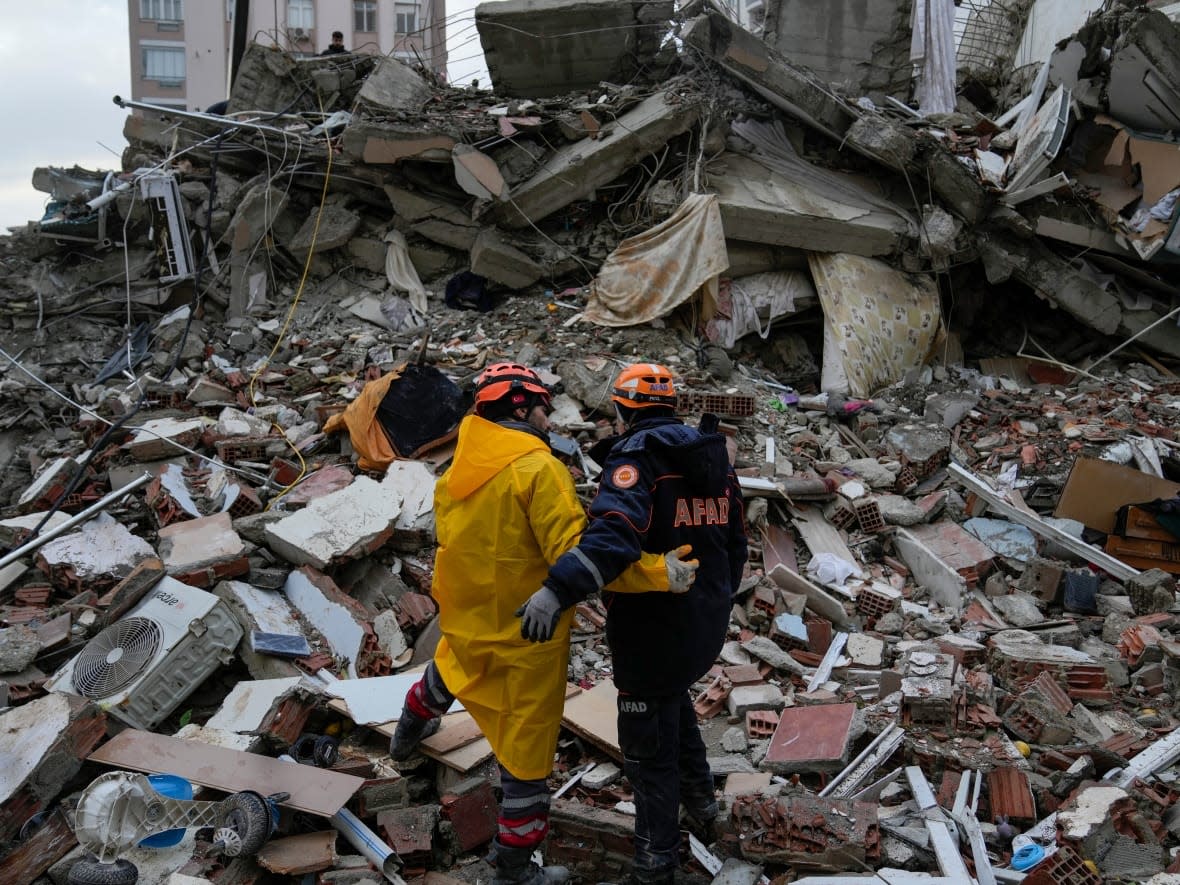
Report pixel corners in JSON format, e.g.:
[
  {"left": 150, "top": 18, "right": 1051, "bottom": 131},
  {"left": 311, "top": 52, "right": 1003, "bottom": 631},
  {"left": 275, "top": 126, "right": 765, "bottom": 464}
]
[
  {"left": 88, "top": 729, "right": 363, "bottom": 816},
  {"left": 561, "top": 680, "right": 621, "bottom": 761}
]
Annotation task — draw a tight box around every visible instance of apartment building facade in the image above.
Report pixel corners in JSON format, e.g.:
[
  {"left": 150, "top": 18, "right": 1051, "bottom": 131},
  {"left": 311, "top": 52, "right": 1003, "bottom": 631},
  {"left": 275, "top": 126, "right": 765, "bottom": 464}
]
[{"left": 128, "top": 0, "right": 448, "bottom": 112}]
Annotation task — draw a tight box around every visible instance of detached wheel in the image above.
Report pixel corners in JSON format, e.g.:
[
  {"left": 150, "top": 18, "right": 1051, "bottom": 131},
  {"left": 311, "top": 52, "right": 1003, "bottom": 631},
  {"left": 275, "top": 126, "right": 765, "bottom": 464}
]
[
  {"left": 216, "top": 791, "right": 272, "bottom": 857},
  {"left": 68, "top": 855, "right": 139, "bottom": 885}
]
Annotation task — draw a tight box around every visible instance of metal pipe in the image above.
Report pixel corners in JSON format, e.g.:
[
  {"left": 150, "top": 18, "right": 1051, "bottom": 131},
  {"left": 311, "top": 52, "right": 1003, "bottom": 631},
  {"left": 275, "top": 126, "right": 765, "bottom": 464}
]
[
  {"left": 112, "top": 95, "right": 297, "bottom": 138},
  {"left": 0, "top": 474, "right": 152, "bottom": 570}
]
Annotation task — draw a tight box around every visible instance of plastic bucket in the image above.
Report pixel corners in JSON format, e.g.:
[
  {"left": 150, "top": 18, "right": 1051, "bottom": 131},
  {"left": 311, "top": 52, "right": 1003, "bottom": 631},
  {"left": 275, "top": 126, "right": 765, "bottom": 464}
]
[{"left": 139, "top": 774, "right": 193, "bottom": 848}]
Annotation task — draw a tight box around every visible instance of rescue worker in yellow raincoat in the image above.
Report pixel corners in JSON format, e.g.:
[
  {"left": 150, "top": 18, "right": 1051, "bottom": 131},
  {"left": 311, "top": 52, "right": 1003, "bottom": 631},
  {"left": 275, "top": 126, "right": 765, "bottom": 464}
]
[{"left": 390, "top": 363, "right": 699, "bottom": 885}]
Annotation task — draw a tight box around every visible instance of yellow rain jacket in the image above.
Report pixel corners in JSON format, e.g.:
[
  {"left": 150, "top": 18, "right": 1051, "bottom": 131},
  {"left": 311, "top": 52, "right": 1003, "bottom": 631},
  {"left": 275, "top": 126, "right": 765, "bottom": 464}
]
[{"left": 432, "top": 415, "right": 669, "bottom": 780}]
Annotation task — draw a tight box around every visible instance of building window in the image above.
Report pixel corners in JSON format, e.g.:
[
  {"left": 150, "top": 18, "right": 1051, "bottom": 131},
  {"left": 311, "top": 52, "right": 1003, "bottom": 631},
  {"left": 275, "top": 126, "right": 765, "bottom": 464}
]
[
  {"left": 143, "top": 46, "right": 185, "bottom": 83},
  {"left": 140, "top": 0, "right": 183, "bottom": 22},
  {"left": 354, "top": 0, "right": 376, "bottom": 31},
  {"left": 395, "top": 3, "right": 417, "bottom": 34},
  {"left": 287, "top": 0, "right": 314, "bottom": 30}
]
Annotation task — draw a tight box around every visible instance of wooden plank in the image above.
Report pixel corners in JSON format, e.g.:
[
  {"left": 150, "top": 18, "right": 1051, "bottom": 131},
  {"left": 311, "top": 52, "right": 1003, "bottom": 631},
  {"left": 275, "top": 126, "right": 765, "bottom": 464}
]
[
  {"left": 561, "top": 680, "right": 621, "bottom": 762},
  {"left": 349, "top": 706, "right": 495, "bottom": 774},
  {"left": 949, "top": 463, "right": 1140, "bottom": 581},
  {"left": 761, "top": 523, "right": 798, "bottom": 574},
  {"left": 257, "top": 830, "right": 338, "bottom": 875},
  {"left": 87, "top": 730, "right": 363, "bottom": 816},
  {"left": 0, "top": 807, "right": 76, "bottom": 882}
]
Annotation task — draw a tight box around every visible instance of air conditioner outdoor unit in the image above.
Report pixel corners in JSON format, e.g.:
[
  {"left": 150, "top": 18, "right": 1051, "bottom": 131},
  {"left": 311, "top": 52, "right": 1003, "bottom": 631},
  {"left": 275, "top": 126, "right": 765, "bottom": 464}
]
[
  {"left": 47, "top": 578, "right": 242, "bottom": 730},
  {"left": 292, "top": 26, "right": 307, "bottom": 39}
]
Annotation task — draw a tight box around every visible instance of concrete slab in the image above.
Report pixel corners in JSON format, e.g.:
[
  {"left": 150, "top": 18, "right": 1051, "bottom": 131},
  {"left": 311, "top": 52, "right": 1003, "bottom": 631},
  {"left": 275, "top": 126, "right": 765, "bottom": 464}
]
[
  {"left": 357, "top": 57, "right": 434, "bottom": 112},
  {"left": 124, "top": 417, "right": 208, "bottom": 461},
  {"left": 762, "top": 703, "right": 857, "bottom": 773},
  {"left": 284, "top": 569, "right": 366, "bottom": 679},
  {"left": 712, "top": 154, "right": 907, "bottom": 257},
  {"left": 475, "top": 0, "right": 673, "bottom": 97},
  {"left": 681, "top": 12, "right": 856, "bottom": 141},
  {"left": 470, "top": 227, "right": 544, "bottom": 288},
  {"left": 265, "top": 476, "right": 402, "bottom": 569},
  {"left": 497, "top": 91, "right": 698, "bottom": 228}
]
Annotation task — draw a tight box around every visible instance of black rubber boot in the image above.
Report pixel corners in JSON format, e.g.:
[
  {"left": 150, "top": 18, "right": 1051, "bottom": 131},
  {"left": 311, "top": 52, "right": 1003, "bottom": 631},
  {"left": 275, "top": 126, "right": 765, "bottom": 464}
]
[
  {"left": 681, "top": 798, "right": 718, "bottom": 845},
  {"left": 492, "top": 839, "right": 570, "bottom": 885},
  {"left": 388, "top": 708, "right": 441, "bottom": 761}
]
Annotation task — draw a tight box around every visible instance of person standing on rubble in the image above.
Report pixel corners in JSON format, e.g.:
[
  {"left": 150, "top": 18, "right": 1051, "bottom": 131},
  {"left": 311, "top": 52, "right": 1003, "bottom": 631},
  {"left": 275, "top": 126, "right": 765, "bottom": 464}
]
[
  {"left": 389, "top": 362, "right": 699, "bottom": 885},
  {"left": 321, "top": 30, "right": 347, "bottom": 54},
  {"left": 518, "top": 362, "right": 747, "bottom": 885}
]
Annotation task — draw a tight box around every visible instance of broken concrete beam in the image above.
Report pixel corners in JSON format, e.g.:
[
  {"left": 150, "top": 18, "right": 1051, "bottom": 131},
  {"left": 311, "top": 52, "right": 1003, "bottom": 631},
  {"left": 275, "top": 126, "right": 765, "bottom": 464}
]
[
  {"left": 681, "top": 13, "right": 856, "bottom": 142},
  {"left": 712, "top": 154, "right": 908, "bottom": 257},
  {"left": 843, "top": 116, "right": 993, "bottom": 225},
  {"left": 385, "top": 185, "right": 472, "bottom": 225},
  {"left": 157, "top": 512, "right": 249, "bottom": 588},
  {"left": 975, "top": 230, "right": 1180, "bottom": 358},
  {"left": 496, "top": 91, "right": 699, "bottom": 229},
  {"left": 475, "top": 0, "right": 673, "bottom": 98},
  {"left": 0, "top": 693, "right": 106, "bottom": 843},
  {"left": 342, "top": 121, "right": 456, "bottom": 164},
  {"left": 410, "top": 218, "right": 481, "bottom": 252},
  {"left": 265, "top": 476, "right": 401, "bottom": 569},
  {"left": 470, "top": 228, "right": 544, "bottom": 289}
]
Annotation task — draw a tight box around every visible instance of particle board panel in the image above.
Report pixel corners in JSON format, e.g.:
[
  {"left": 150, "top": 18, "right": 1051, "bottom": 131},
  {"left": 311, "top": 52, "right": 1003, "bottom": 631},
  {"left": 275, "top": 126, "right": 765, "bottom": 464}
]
[
  {"left": 256, "top": 830, "right": 338, "bottom": 875},
  {"left": 346, "top": 706, "right": 495, "bottom": 774},
  {"left": 561, "top": 679, "right": 621, "bottom": 762},
  {"left": 87, "top": 729, "right": 363, "bottom": 816}
]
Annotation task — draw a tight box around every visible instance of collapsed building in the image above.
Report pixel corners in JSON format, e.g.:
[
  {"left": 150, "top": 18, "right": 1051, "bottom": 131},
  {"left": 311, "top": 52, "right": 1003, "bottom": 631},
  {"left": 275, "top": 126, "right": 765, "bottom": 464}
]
[{"left": 3, "top": 0, "right": 1180, "bottom": 883}]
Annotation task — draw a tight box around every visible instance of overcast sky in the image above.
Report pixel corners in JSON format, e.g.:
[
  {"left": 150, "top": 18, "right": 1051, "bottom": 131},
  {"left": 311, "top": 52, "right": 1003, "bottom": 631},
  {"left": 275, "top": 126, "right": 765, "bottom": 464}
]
[{"left": 0, "top": 1, "right": 486, "bottom": 231}]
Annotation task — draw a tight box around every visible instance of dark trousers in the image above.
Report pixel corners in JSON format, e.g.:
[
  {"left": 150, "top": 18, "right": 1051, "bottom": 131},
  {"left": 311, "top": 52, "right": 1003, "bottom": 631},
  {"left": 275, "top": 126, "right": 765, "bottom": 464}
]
[{"left": 616, "top": 689, "right": 714, "bottom": 875}]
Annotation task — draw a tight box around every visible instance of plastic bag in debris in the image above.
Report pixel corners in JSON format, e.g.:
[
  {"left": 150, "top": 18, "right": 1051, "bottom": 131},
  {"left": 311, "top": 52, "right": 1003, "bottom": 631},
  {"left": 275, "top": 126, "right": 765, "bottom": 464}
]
[
  {"left": 323, "top": 364, "right": 469, "bottom": 471},
  {"left": 805, "top": 552, "right": 859, "bottom": 586},
  {"left": 583, "top": 193, "right": 727, "bottom": 327}
]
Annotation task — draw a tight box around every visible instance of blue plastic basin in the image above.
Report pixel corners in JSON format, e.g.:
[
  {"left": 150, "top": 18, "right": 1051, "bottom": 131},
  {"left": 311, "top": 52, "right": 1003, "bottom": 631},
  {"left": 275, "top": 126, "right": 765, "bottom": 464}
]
[{"left": 139, "top": 774, "right": 194, "bottom": 848}]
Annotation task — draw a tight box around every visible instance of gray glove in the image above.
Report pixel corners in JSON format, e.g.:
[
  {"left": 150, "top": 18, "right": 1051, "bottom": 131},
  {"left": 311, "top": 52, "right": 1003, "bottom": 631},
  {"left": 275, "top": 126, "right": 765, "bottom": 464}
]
[
  {"left": 515, "top": 585, "right": 564, "bottom": 642},
  {"left": 666, "top": 544, "right": 700, "bottom": 594}
]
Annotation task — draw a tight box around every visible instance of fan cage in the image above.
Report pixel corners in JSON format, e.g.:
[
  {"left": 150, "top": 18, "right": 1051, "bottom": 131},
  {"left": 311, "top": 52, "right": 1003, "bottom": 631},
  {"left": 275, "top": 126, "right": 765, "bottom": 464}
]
[{"left": 73, "top": 616, "right": 163, "bottom": 699}]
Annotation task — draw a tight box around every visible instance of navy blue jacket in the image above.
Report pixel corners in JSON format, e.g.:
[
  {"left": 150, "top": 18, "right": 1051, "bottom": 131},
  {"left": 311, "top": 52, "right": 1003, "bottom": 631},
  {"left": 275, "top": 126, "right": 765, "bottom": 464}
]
[{"left": 546, "top": 416, "right": 747, "bottom": 695}]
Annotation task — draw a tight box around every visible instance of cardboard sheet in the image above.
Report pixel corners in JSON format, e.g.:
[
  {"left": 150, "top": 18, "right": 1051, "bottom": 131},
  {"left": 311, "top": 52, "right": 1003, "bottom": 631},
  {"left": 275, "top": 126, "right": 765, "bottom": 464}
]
[{"left": 1054, "top": 457, "right": 1180, "bottom": 534}]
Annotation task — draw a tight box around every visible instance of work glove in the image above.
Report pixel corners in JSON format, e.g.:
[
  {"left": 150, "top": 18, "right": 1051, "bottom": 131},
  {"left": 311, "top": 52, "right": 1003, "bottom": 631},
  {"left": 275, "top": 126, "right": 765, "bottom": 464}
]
[
  {"left": 666, "top": 544, "right": 699, "bottom": 594},
  {"left": 516, "top": 585, "right": 564, "bottom": 642}
]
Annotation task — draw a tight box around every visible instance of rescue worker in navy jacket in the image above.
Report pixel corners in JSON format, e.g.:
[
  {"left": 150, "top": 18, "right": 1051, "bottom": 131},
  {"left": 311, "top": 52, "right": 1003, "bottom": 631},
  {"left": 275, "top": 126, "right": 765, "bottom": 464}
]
[{"left": 517, "top": 363, "right": 748, "bottom": 885}]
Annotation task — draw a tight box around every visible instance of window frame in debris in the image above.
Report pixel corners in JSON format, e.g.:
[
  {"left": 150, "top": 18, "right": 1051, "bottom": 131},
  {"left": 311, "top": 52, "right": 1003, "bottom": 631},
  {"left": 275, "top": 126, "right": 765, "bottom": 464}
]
[
  {"left": 394, "top": 2, "right": 417, "bottom": 35},
  {"left": 286, "top": 0, "right": 315, "bottom": 32},
  {"left": 140, "top": 0, "right": 183, "bottom": 23},
  {"left": 141, "top": 42, "right": 186, "bottom": 86},
  {"left": 354, "top": 0, "right": 377, "bottom": 33}
]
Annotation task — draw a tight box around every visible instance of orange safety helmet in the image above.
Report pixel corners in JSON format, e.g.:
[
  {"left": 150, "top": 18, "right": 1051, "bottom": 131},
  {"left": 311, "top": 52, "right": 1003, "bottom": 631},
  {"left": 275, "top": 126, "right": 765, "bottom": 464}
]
[
  {"left": 610, "top": 363, "right": 678, "bottom": 410},
  {"left": 473, "top": 362, "right": 551, "bottom": 415}
]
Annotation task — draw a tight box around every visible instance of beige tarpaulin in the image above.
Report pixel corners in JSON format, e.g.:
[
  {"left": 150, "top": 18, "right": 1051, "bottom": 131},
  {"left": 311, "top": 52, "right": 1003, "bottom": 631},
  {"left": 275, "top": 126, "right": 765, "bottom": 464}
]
[
  {"left": 808, "top": 253, "right": 941, "bottom": 398},
  {"left": 583, "top": 192, "right": 728, "bottom": 327}
]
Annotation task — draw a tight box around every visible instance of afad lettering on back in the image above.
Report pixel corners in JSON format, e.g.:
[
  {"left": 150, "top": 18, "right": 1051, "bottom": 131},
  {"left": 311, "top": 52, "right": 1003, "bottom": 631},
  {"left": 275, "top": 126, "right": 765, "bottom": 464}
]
[{"left": 672, "top": 495, "right": 730, "bottom": 527}]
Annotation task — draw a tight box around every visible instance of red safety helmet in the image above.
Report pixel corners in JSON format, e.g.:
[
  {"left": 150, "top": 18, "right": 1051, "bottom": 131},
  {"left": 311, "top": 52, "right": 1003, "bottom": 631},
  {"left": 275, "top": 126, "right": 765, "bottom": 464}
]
[
  {"left": 474, "top": 362, "right": 551, "bottom": 415},
  {"left": 610, "top": 363, "right": 678, "bottom": 410}
]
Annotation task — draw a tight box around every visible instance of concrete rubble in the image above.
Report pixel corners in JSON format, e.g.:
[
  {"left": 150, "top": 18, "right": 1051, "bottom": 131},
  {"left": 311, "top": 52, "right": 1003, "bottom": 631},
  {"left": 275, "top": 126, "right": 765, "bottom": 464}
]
[{"left": 3, "top": 0, "right": 1180, "bottom": 882}]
